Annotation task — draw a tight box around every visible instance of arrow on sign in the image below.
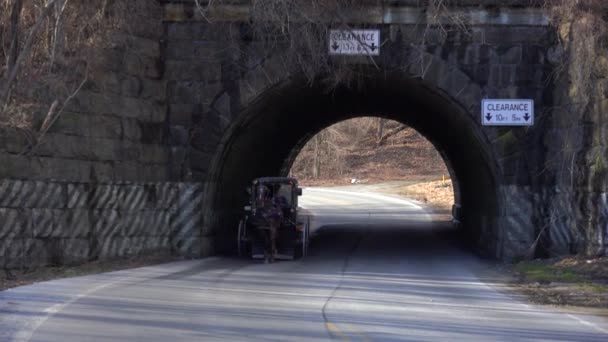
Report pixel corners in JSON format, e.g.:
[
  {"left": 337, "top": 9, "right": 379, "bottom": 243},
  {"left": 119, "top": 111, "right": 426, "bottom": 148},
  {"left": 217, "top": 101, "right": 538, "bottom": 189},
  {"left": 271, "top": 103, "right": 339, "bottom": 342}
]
[
  {"left": 332, "top": 41, "right": 340, "bottom": 51},
  {"left": 485, "top": 113, "right": 492, "bottom": 121},
  {"left": 370, "top": 43, "right": 377, "bottom": 52},
  {"left": 523, "top": 113, "right": 530, "bottom": 121}
]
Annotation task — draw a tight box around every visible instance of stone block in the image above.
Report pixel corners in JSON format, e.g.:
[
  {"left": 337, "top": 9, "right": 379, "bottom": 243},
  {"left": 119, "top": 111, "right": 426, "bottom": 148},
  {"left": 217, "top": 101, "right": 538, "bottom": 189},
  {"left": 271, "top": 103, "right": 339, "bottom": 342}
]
[
  {"left": 169, "top": 126, "right": 189, "bottom": 146},
  {"left": 92, "top": 209, "right": 123, "bottom": 238},
  {"left": 168, "top": 151, "right": 187, "bottom": 181},
  {"left": 67, "top": 184, "right": 88, "bottom": 209},
  {"left": 88, "top": 115, "right": 123, "bottom": 140},
  {"left": 471, "top": 26, "right": 551, "bottom": 45},
  {"left": 142, "top": 165, "right": 168, "bottom": 182},
  {"left": 167, "top": 22, "right": 239, "bottom": 41},
  {"left": 497, "top": 45, "right": 522, "bottom": 64},
  {"left": 88, "top": 70, "right": 122, "bottom": 95},
  {"left": 0, "top": 127, "right": 33, "bottom": 153},
  {"left": 522, "top": 45, "right": 546, "bottom": 65},
  {"left": 516, "top": 64, "right": 546, "bottom": 86},
  {"left": 113, "top": 161, "right": 141, "bottom": 182},
  {"left": 61, "top": 209, "right": 91, "bottom": 239},
  {"left": 90, "top": 185, "right": 120, "bottom": 209},
  {"left": 166, "top": 41, "right": 224, "bottom": 61},
  {"left": 117, "top": 184, "right": 147, "bottom": 211},
  {"left": 189, "top": 148, "right": 214, "bottom": 172},
  {"left": 66, "top": 91, "right": 122, "bottom": 116},
  {"left": 122, "top": 211, "right": 148, "bottom": 237},
  {"left": 463, "top": 44, "right": 494, "bottom": 65},
  {"left": 116, "top": 141, "right": 142, "bottom": 162},
  {"left": 114, "top": 33, "right": 160, "bottom": 58},
  {"left": 67, "top": 91, "right": 165, "bottom": 122},
  {"left": 455, "top": 82, "right": 482, "bottom": 114},
  {"left": 121, "top": 118, "right": 142, "bottom": 141},
  {"left": 0, "top": 208, "right": 32, "bottom": 239},
  {"left": 500, "top": 215, "right": 535, "bottom": 243},
  {"left": 124, "top": 52, "right": 161, "bottom": 79},
  {"left": 1, "top": 238, "right": 26, "bottom": 268},
  {"left": 60, "top": 238, "right": 90, "bottom": 265},
  {"left": 140, "top": 145, "right": 169, "bottom": 164},
  {"left": 169, "top": 103, "right": 202, "bottom": 126},
  {"left": 140, "top": 79, "right": 166, "bottom": 101},
  {"left": 156, "top": 183, "right": 179, "bottom": 210},
  {"left": 549, "top": 215, "right": 577, "bottom": 255},
  {"left": 168, "top": 81, "right": 202, "bottom": 104},
  {"left": 0, "top": 180, "right": 62, "bottom": 208},
  {"left": 200, "top": 235, "right": 215, "bottom": 257},
  {"left": 172, "top": 236, "right": 201, "bottom": 258},
  {"left": 123, "top": 97, "right": 166, "bottom": 123},
  {"left": 165, "top": 60, "right": 222, "bottom": 82},
  {"left": 142, "top": 237, "right": 171, "bottom": 254},
  {"left": 99, "top": 237, "right": 131, "bottom": 259},
  {"left": 90, "top": 162, "right": 115, "bottom": 182},
  {"left": 500, "top": 186, "right": 534, "bottom": 217},
  {"left": 32, "top": 134, "right": 89, "bottom": 160},
  {"left": 81, "top": 137, "right": 117, "bottom": 161},
  {"left": 0, "top": 154, "right": 34, "bottom": 180},
  {"left": 438, "top": 68, "right": 472, "bottom": 100},
  {"left": 488, "top": 64, "right": 517, "bottom": 87},
  {"left": 32, "top": 209, "right": 63, "bottom": 238},
  {"left": 149, "top": 210, "right": 172, "bottom": 236}
]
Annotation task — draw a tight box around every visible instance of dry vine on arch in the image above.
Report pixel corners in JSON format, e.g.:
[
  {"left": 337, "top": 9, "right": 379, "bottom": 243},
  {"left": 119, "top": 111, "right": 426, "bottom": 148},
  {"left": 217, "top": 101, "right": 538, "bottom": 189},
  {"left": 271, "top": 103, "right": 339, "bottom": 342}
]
[{"left": 194, "top": 0, "right": 470, "bottom": 90}]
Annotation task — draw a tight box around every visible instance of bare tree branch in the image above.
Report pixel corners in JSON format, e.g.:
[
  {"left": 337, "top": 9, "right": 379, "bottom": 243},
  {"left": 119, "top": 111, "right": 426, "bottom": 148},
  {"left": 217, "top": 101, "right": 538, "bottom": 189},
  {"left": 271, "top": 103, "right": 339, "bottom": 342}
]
[{"left": 1, "top": 0, "right": 58, "bottom": 109}]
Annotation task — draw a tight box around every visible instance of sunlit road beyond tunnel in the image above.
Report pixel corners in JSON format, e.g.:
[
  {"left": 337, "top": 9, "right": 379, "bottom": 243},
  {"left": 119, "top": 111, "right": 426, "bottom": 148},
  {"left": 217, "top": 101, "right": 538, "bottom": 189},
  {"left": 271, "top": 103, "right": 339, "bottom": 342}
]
[{"left": 1, "top": 189, "right": 608, "bottom": 341}]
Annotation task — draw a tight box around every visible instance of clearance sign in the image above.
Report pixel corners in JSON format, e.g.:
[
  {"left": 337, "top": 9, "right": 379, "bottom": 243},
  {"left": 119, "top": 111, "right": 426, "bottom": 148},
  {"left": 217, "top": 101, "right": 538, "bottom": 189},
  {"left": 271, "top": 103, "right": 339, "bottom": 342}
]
[
  {"left": 328, "top": 29, "right": 380, "bottom": 56},
  {"left": 482, "top": 99, "right": 534, "bottom": 126}
]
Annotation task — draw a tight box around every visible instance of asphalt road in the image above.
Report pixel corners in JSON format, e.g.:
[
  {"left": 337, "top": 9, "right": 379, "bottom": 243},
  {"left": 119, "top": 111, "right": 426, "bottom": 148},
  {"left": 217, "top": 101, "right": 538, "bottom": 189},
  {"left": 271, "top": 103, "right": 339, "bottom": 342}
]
[{"left": 1, "top": 188, "right": 608, "bottom": 341}]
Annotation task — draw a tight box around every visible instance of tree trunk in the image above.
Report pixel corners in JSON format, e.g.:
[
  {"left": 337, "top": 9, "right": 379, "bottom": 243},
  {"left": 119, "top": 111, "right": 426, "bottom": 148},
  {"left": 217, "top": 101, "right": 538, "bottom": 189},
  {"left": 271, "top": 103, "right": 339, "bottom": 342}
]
[
  {"left": 376, "top": 118, "right": 386, "bottom": 145},
  {"left": 6, "top": 0, "right": 24, "bottom": 79},
  {"left": 1, "top": 0, "right": 58, "bottom": 108},
  {"left": 312, "top": 135, "right": 320, "bottom": 179}
]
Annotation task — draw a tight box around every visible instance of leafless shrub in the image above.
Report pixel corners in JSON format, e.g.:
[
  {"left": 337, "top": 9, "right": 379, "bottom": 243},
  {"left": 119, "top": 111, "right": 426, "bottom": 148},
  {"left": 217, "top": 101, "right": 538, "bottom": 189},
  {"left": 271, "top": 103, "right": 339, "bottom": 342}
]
[
  {"left": 0, "top": 0, "right": 153, "bottom": 132},
  {"left": 546, "top": 0, "right": 608, "bottom": 110}
]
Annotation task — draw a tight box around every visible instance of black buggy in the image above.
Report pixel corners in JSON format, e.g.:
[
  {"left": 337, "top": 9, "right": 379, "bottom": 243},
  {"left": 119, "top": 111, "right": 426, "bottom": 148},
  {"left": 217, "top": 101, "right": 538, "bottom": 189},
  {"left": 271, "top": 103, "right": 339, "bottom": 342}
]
[{"left": 237, "top": 177, "right": 310, "bottom": 260}]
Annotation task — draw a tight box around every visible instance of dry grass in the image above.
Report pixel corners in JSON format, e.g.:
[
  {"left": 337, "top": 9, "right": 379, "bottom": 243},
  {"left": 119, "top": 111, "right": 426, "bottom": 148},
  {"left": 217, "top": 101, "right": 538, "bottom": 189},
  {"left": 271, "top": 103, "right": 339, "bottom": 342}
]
[
  {"left": 398, "top": 179, "right": 454, "bottom": 211},
  {"left": 511, "top": 256, "right": 608, "bottom": 308}
]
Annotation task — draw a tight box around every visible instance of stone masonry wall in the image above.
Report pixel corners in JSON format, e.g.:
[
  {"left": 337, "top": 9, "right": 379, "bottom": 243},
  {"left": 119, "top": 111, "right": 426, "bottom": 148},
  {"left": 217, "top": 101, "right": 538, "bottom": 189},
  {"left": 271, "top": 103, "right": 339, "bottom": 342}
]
[
  {"left": 162, "top": 2, "right": 556, "bottom": 259},
  {"left": 0, "top": 179, "right": 206, "bottom": 270}
]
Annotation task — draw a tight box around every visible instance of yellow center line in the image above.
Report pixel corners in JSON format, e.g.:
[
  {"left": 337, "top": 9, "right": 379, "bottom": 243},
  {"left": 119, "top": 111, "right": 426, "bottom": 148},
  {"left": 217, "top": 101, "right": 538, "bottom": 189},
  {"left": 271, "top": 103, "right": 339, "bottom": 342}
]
[
  {"left": 326, "top": 322, "right": 372, "bottom": 341},
  {"left": 325, "top": 322, "right": 351, "bottom": 341}
]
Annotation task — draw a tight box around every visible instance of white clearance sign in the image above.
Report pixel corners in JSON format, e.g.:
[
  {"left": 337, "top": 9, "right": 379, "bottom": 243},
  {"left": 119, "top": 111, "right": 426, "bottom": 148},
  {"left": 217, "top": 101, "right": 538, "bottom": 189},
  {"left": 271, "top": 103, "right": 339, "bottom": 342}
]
[
  {"left": 482, "top": 99, "right": 534, "bottom": 126},
  {"left": 329, "top": 29, "right": 380, "bottom": 56}
]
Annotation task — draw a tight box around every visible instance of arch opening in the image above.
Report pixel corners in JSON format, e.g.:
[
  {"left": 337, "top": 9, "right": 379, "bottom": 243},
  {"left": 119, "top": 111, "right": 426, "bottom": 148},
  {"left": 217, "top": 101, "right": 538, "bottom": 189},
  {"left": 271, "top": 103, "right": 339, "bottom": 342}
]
[{"left": 203, "top": 71, "right": 503, "bottom": 257}]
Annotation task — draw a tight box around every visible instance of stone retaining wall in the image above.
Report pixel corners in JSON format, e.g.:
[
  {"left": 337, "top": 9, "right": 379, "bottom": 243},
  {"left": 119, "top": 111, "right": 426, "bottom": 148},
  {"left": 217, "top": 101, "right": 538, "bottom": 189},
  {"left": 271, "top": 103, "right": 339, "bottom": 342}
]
[{"left": 0, "top": 179, "right": 208, "bottom": 270}]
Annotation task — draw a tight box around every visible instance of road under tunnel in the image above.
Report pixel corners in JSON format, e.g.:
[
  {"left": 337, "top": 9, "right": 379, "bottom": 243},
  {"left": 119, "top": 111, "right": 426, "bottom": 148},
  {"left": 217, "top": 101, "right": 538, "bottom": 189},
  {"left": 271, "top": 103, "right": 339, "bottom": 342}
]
[{"left": 202, "top": 71, "right": 503, "bottom": 257}]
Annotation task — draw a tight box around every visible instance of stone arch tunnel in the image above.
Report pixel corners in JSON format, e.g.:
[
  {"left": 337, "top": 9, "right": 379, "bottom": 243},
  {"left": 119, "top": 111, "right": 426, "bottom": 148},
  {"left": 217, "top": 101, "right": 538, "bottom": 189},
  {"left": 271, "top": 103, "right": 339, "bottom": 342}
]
[
  {"left": 204, "top": 70, "right": 502, "bottom": 256},
  {"left": 1, "top": 0, "right": 607, "bottom": 269}
]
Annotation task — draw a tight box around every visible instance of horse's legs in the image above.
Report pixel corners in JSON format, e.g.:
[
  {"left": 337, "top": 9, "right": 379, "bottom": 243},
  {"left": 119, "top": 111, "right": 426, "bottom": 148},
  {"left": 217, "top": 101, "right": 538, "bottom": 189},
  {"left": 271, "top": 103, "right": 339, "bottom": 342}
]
[
  {"left": 269, "top": 222, "right": 278, "bottom": 263},
  {"left": 263, "top": 229, "right": 271, "bottom": 264}
]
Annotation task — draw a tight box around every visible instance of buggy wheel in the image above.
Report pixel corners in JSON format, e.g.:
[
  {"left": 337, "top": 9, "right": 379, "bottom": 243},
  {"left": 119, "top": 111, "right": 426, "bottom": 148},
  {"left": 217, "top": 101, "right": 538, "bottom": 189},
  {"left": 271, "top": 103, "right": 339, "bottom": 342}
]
[
  {"left": 237, "top": 219, "right": 247, "bottom": 257},
  {"left": 302, "top": 216, "right": 310, "bottom": 258}
]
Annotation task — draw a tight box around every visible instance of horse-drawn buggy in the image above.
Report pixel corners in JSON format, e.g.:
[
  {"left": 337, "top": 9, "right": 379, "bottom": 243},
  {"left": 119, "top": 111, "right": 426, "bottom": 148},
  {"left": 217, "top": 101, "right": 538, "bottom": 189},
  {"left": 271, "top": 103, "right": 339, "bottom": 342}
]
[{"left": 237, "top": 177, "right": 309, "bottom": 263}]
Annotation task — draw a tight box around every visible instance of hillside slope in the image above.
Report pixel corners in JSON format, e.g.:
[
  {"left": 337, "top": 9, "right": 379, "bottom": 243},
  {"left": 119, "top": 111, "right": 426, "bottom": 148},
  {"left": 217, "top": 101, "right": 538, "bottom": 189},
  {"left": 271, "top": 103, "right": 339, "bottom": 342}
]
[{"left": 290, "top": 118, "right": 449, "bottom": 185}]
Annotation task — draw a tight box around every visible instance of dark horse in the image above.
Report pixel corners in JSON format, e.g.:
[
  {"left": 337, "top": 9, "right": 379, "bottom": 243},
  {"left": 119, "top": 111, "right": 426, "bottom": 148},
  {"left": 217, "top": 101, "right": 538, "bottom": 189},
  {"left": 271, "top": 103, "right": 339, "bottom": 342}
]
[{"left": 253, "top": 185, "right": 283, "bottom": 263}]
